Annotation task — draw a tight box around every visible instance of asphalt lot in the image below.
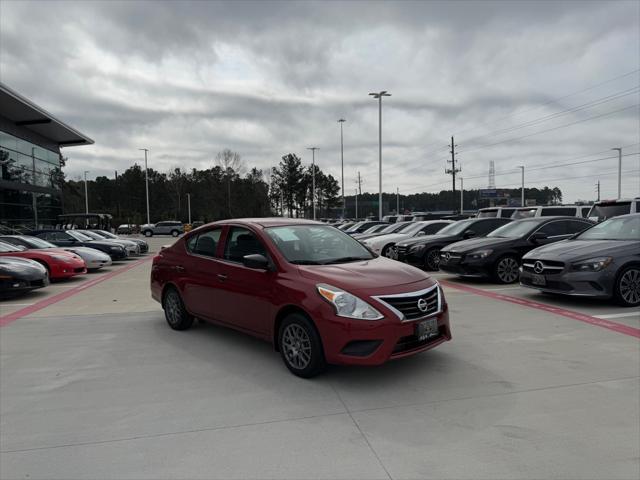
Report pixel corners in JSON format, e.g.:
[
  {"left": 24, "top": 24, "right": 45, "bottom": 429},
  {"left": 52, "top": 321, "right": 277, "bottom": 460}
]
[{"left": 1, "top": 236, "right": 638, "bottom": 479}]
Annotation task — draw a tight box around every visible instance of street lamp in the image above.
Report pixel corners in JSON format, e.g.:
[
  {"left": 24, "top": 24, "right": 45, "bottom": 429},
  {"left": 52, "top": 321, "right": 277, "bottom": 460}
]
[
  {"left": 139, "top": 148, "right": 150, "bottom": 225},
  {"left": 369, "top": 90, "right": 391, "bottom": 220},
  {"left": 612, "top": 147, "right": 622, "bottom": 199},
  {"left": 186, "top": 193, "right": 191, "bottom": 224},
  {"left": 518, "top": 166, "right": 525, "bottom": 206},
  {"left": 338, "top": 118, "right": 346, "bottom": 218},
  {"left": 84, "top": 171, "right": 90, "bottom": 215},
  {"left": 307, "top": 147, "right": 319, "bottom": 220}
]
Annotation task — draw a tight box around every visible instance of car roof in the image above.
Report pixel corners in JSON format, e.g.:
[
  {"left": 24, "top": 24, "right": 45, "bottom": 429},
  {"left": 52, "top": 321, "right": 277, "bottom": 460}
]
[
  {"left": 206, "top": 218, "right": 323, "bottom": 228},
  {"left": 512, "top": 215, "right": 591, "bottom": 223}
]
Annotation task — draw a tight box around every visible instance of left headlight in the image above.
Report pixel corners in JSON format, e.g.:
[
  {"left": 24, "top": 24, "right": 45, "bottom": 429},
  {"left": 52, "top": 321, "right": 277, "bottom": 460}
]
[
  {"left": 317, "top": 283, "right": 384, "bottom": 320},
  {"left": 570, "top": 257, "right": 613, "bottom": 272},
  {"left": 51, "top": 254, "right": 72, "bottom": 262},
  {"left": 110, "top": 246, "right": 122, "bottom": 251},
  {"left": 468, "top": 249, "right": 493, "bottom": 260}
]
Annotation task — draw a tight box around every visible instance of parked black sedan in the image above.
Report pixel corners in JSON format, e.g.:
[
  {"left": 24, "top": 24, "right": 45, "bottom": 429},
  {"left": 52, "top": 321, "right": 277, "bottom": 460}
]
[
  {"left": 396, "top": 217, "right": 512, "bottom": 270},
  {"left": 31, "top": 230, "right": 128, "bottom": 260},
  {"left": 439, "top": 216, "right": 594, "bottom": 283},
  {"left": 520, "top": 214, "right": 640, "bottom": 306},
  {"left": 0, "top": 256, "right": 49, "bottom": 298}
]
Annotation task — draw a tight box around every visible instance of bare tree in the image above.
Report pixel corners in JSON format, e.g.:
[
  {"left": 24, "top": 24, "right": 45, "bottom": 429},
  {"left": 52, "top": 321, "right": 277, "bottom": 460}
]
[{"left": 215, "top": 149, "right": 244, "bottom": 216}]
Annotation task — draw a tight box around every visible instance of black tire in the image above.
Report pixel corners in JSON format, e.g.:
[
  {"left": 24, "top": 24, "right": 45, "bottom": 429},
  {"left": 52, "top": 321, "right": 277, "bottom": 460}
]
[
  {"left": 171, "top": 230, "right": 180, "bottom": 237},
  {"left": 614, "top": 266, "right": 640, "bottom": 307},
  {"left": 423, "top": 248, "right": 441, "bottom": 271},
  {"left": 381, "top": 244, "right": 395, "bottom": 259},
  {"left": 493, "top": 255, "right": 520, "bottom": 284},
  {"left": 278, "top": 313, "right": 326, "bottom": 378},
  {"left": 163, "top": 287, "right": 194, "bottom": 330},
  {"left": 144, "top": 230, "right": 153, "bottom": 237}
]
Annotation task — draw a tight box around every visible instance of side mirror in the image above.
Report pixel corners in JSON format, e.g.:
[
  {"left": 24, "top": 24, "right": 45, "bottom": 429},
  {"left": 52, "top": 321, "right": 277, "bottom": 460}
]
[
  {"left": 463, "top": 230, "right": 476, "bottom": 239},
  {"left": 530, "top": 232, "right": 548, "bottom": 243},
  {"left": 417, "top": 231, "right": 426, "bottom": 237},
  {"left": 243, "top": 254, "right": 270, "bottom": 270}
]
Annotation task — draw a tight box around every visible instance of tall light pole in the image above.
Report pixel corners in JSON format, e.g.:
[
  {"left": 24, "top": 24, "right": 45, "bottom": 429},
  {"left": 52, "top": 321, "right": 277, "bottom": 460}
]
[
  {"left": 518, "top": 166, "right": 525, "bottom": 206},
  {"left": 139, "top": 148, "right": 150, "bottom": 225},
  {"left": 338, "top": 118, "right": 346, "bottom": 219},
  {"left": 396, "top": 187, "right": 400, "bottom": 214},
  {"left": 355, "top": 188, "right": 358, "bottom": 220},
  {"left": 460, "top": 177, "right": 464, "bottom": 214},
  {"left": 307, "top": 147, "right": 319, "bottom": 220},
  {"left": 84, "top": 171, "right": 90, "bottom": 215},
  {"left": 369, "top": 90, "right": 391, "bottom": 220},
  {"left": 186, "top": 193, "right": 191, "bottom": 224},
  {"left": 612, "top": 147, "right": 622, "bottom": 199}
]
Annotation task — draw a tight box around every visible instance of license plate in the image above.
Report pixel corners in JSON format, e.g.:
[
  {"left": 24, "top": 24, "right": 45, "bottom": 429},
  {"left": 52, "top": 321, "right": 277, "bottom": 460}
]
[
  {"left": 416, "top": 318, "right": 438, "bottom": 341},
  {"left": 531, "top": 274, "right": 546, "bottom": 286}
]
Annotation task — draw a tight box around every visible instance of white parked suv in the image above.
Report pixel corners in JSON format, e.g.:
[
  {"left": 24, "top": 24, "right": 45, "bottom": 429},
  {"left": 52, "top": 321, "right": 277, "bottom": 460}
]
[
  {"left": 510, "top": 205, "right": 591, "bottom": 219},
  {"left": 141, "top": 221, "right": 184, "bottom": 237},
  {"left": 588, "top": 198, "right": 640, "bottom": 222}
]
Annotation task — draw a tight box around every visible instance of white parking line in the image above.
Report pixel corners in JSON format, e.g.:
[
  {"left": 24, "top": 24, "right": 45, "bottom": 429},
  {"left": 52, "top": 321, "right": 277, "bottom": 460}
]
[
  {"left": 594, "top": 311, "right": 640, "bottom": 319},
  {"left": 0, "top": 303, "right": 34, "bottom": 307}
]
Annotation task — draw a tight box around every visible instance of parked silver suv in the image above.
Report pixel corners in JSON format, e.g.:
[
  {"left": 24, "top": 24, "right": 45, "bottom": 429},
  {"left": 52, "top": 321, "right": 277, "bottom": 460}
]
[{"left": 141, "top": 221, "right": 184, "bottom": 237}]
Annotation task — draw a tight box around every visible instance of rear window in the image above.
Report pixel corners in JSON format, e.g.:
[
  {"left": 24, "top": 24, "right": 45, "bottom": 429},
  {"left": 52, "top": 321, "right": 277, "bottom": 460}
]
[
  {"left": 541, "top": 207, "right": 576, "bottom": 216},
  {"left": 477, "top": 209, "right": 498, "bottom": 218},
  {"left": 589, "top": 202, "right": 631, "bottom": 221},
  {"left": 512, "top": 209, "right": 537, "bottom": 219}
]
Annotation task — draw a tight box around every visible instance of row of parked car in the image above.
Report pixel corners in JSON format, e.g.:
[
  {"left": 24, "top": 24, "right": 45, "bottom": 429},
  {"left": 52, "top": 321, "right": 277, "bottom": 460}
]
[
  {"left": 0, "top": 230, "right": 149, "bottom": 299},
  {"left": 340, "top": 212, "right": 640, "bottom": 307}
]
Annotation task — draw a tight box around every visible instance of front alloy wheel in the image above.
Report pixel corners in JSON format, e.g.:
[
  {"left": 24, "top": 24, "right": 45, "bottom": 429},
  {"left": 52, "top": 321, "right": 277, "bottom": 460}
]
[
  {"left": 382, "top": 244, "right": 396, "bottom": 259},
  {"left": 495, "top": 256, "right": 520, "bottom": 283},
  {"left": 615, "top": 266, "right": 640, "bottom": 307},
  {"left": 278, "top": 314, "right": 326, "bottom": 378},
  {"left": 424, "top": 248, "right": 441, "bottom": 271}
]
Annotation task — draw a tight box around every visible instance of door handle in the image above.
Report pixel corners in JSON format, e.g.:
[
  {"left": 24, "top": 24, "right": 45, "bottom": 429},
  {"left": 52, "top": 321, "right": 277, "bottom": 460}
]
[
  {"left": 217, "top": 273, "right": 227, "bottom": 281},
  {"left": 175, "top": 265, "right": 186, "bottom": 272}
]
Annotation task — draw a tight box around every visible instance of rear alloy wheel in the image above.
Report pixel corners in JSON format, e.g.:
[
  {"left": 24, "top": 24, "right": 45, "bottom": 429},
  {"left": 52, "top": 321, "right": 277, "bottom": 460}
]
[
  {"left": 382, "top": 244, "right": 396, "bottom": 259},
  {"left": 171, "top": 230, "right": 180, "bottom": 237},
  {"left": 144, "top": 230, "right": 153, "bottom": 237},
  {"left": 278, "top": 314, "right": 326, "bottom": 378},
  {"left": 615, "top": 266, "right": 640, "bottom": 307},
  {"left": 494, "top": 256, "right": 520, "bottom": 284},
  {"left": 163, "top": 287, "right": 194, "bottom": 330},
  {"left": 424, "top": 248, "right": 441, "bottom": 271}
]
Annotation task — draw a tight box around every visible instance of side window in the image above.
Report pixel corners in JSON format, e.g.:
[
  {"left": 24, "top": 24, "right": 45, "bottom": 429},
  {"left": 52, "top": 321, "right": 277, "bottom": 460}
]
[
  {"left": 541, "top": 207, "right": 576, "bottom": 216},
  {"left": 564, "top": 220, "right": 591, "bottom": 235},
  {"left": 422, "top": 223, "right": 446, "bottom": 235},
  {"left": 470, "top": 220, "right": 496, "bottom": 236},
  {"left": 501, "top": 209, "right": 515, "bottom": 217},
  {"left": 537, "top": 221, "right": 566, "bottom": 237},
  {"left": 223, "top": 227, "right": 266, "bottom": 263},
  {"left": 193, "top": 229, "right": 222, "bottom": 257}
]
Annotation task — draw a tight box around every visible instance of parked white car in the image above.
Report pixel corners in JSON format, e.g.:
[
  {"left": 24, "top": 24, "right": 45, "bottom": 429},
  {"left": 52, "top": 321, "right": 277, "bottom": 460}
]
[
  {"left": 361, "top": 220, "right": 453, "bottom": 257},
  {"left": 511, "top": 205, "right": 591, "bottom": 219}
]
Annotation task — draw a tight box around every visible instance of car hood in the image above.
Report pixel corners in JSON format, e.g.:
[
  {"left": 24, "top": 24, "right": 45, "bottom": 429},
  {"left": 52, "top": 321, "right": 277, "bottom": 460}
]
[
  {"left": 396, "top": 234, "right": 456, "bottom": 248},
  {"left": 364, "top": 233, "right": 411, "bottom": 247},
  {"left": 0, "top": 256, "right": 47, "bottom": 277},
  {"left": 442, "top": 236, "right": 514, "bottom": 253},
  {"left": 523, "top": 239, "right": 639, "bottom": 261},
  {"left": 297, "top": 256, "right": 433, "bottom": 292},
  {"left": 84, "top": 240, "right": 123, "bottom": 248},
  {"left": 63, "top": 246, "right": 112, "bottom": 259}
]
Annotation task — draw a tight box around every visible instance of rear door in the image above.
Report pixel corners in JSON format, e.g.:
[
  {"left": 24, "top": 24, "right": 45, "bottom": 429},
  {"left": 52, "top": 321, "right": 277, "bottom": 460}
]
[{"left": 215, "top": 226, "right": 276, "bottom": 335}]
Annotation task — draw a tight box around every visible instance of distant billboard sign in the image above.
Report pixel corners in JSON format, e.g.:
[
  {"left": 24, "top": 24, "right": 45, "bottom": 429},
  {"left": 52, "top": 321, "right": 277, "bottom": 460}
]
[{"left": 479, "top": 189, "right": 509, "bottom": 199}]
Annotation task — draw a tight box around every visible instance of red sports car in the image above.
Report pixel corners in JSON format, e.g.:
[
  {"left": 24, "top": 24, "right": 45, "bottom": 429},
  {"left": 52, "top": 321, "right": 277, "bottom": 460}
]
[
  {"left": 151, "top": 218, "right": 451, "bottom": 377},
  {"left": 0, "top": 240, "right": 87, "bottom": 280}
]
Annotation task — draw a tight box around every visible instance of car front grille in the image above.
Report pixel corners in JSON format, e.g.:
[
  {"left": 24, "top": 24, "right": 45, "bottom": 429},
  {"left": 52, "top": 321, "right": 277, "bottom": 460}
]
[
  {"left": 392, "top": 326, "right": 446, "bottom": 354},
  {"left": 522, "top": 259, "right": 565, "bottom": 274},
  {"left": 375, "top": 285, "right": 440, "bottom": 321}
]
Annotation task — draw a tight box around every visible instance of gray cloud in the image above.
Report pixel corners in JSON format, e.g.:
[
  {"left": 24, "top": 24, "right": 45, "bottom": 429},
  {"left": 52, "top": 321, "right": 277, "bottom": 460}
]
[{"left": 1, "top": 0, "right": 638, "bottom": 202}]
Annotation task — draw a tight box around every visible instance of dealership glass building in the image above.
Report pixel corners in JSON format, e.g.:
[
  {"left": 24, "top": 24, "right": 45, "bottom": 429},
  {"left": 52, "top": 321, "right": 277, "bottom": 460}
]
[{"left": 0, "top": 82, "right": 93, "bottom": 230}]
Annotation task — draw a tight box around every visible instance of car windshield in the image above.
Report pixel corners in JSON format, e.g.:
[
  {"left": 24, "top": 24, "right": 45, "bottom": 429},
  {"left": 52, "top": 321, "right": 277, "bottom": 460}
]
[
  {"left": 362, "top": 225, "right": 385, "bottom": 234},
  {"left": 437, "top": 220, "right": 475, "bottom": 236},
  {"left": 96, "top": 230, "right": 118, "bottom": 239},
  {"left": 400, "top": 222, "right": 430, "bottom": 235},
  {"left": 576, "top": 216, "right": 640, "bottom": 241},
  {"left": 20, "top": 236, "right": 57, "bottom": 249},
  {"left": 79, "top": 231, "right": 104, "bottom": 240},
  {"left": 488, "top": 220, "right": 538, "bottom": 238},
  {"left": 0, "top": 241, "right": 21, "bottom": 252},
  {"left": 345, "top": 222, "right": 367, "bottom": 233},
  {"left": 67, "top": 231, "right": 92, "bottom": 241},
  {"left": 266, "top": 225, "right": 374, "bottom": 265},
  {"left": 512, "top": 208, "right": 537, "bottom": 219},
  {"left": 588, "top": 202, "right": 632, "bottom": 221},
  {"left": 477, "top": 209, "right": 497, "bottom": 218}
]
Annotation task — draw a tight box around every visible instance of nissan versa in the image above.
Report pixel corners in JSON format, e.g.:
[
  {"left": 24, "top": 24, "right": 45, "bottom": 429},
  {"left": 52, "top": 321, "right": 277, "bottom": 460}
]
[
  {"left": 439, "top": 217, "right": 594, "bottom": 283},
  {"left": 520, "top": 214, "right": 640, "bottom": 306},
  {"left": 151, "top": 218, "right": 451, "bottom": 377}
]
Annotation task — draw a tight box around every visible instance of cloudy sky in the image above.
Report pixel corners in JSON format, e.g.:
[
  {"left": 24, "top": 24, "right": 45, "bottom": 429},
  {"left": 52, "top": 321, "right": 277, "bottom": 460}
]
[{"left": 1, "top": 0, "right": 638, "bottom": 202}]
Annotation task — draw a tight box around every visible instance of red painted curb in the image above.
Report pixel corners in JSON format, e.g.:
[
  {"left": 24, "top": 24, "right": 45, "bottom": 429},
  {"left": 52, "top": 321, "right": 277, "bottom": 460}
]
[
  {"left": 0, "top": 256, "right": 154, "bottom": 327},
  {"left": 440, "top": 280, "right": 640, "bottom": 339}
]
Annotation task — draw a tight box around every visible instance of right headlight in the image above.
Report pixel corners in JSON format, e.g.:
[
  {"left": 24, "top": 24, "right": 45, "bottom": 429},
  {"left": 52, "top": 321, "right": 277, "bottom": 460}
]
[
  {"left": 110, "top": 246, "right": 122, "bottom": 251},
  {"left": 467, "top": 249, "right": 493, "bottom": 260},
  {"left": 409, "top": 244, "right": 426, "bottom": 253},
  {"left": 570, "top": 257, "right": 613, "bottom": 272},
  {"left": 316, "top": 283, "right": 383, "bottom": 320}
]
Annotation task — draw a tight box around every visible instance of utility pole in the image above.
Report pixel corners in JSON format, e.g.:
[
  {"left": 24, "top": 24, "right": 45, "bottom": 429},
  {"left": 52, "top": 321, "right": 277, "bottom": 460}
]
[
  {"left": 338, "top": 118, "right": 346, "bottom": 218},
  {"left": 612, "top": 147, "right": 622, "bottom": 199},
  {"left": 445, "top": 136, "right": 461, "bottom": 212},
  {"left": 369, "top": 91, "right": 391, "bottom": 220},
  {"left": 396, "top": 187, "right": 400, "bottom": 214},
  {"left": 115, "top": 170, "right": 120, "bottom": 219},
  {"left": 518, "top": 165, "right": 525, "bottom": 206},
  {"left": 355, "top": 171, "right": 362, "bottom": 220},
  {"left": 460, "top": 177, "right": 464, "bottom": 214},
  {"left": 139, "top": 148, "right": 150, "bottom": 225},
  {"left": 186, "top": 193, "right": 191, "bottom": 224},
  {"left": 31, "top": 147, "right": 38, "bottom": 228},
  {"left": 307, "top": 147, "right": 319, "bottom": 220},
  {"left": 355, "top": 189, "right": 358, "bottom": 220},
  {"left": 84, "top": 171, "right": 90, "bottom": 216},
  {"left": 595, "top": 180, "right": 600, "bottom": 201}
]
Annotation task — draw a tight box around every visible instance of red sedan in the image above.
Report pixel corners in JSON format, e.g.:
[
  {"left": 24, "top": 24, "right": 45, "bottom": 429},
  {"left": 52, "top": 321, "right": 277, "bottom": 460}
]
[
  {"left": 151, "top": 219, "right": 451, "bottom": 377},
  {"left": 0, "top": 240, "right": 87, "bottom": 280}
]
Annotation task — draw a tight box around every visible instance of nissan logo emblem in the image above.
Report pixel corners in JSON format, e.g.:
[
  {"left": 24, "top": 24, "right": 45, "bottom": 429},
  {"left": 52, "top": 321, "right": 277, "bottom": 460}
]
[
  {"left": 534, "top": 261, "right": 544, "bottom": 274},
  {"left": 417, "top": 298, "right": 429, "bottom": 312}
]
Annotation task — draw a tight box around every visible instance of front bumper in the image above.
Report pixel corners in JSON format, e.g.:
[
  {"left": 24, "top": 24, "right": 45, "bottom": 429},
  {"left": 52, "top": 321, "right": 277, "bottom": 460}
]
[
  {"left": 108, "top": 249, "right": 128, "bottom": 260},
  {"left": 0, "top": 275, "right": 49, "bottom": 297},
  {"left": 439, "top": 257, "right": 491, "bottom": 278},
  {"left": 50, "top": 261, "right": 87, "bottom": 279},
  {"left": 519, "top": 268, "right": 615, "bottom": 298},
  {"left": 86, "top": 258, "right": 113, "bottom": 269},
  {"left": 314, "top": 303, "right": 451, "bottom": 366}
]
